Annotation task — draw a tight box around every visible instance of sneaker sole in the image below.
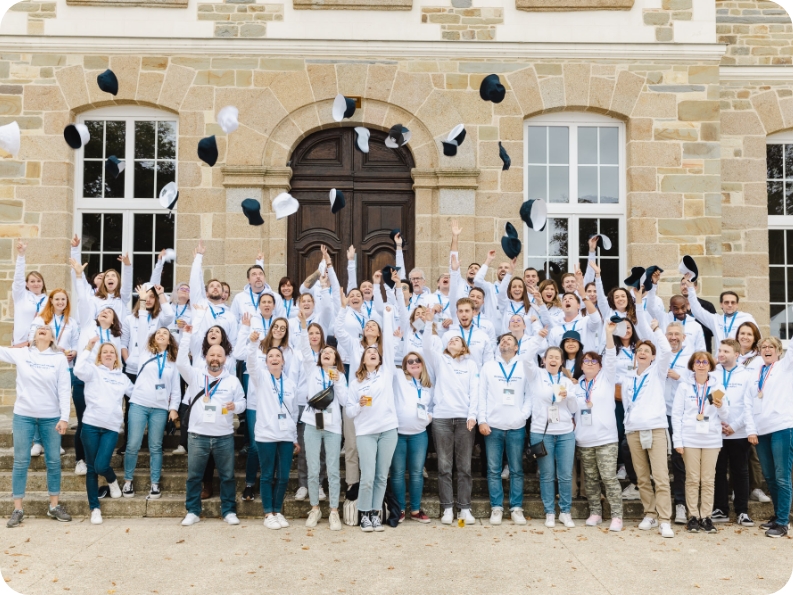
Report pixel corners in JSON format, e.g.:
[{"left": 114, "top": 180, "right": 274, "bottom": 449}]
[
  {"left": 766, "top": 532, "right": 787, "bottom": 538},
  {"left": 123, "top": 493, "right": 135, "bottom": 499},
  {"left": 711, "top": 518, "right": 729, "bottom": 524},
  {"left": 638, "top": 524, "right": 657, "bottom": 531},
  {"left": 373, "top": 527, "right": 385, "bottom": 532},
  {"left": 740, "top": 521, "right": 755, "bottom": 527},
  {"left": 146, "top": 494, "right": 162, "bottom": 500},
  {"left": 47, "top": 514, "right": 71, "bottom": 522},
  {"left": 360, "top": 527, "right": 374, "bottom": 532}
]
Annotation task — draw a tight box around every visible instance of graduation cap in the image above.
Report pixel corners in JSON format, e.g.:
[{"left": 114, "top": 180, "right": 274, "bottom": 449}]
[
  {"left": 519, "top": 199, "right": 547, "bottom": 232},
  {"left": 97, "top": 69, "right": 118, "bottom": 96},
  {"left": 0, "top": 121, "right": 20, "bottom": 157},
  {"left": 643, "top": 265, "right": 664, "bottom": 292},
  {"left": 159, "top": 181, "right": 179, "bottom": 211},
  {"left": 679, "top": 255, "right": 698, "bottom": 283},
  {"left": 546, "top": 261, "right": 561, "bottom": 276},
  {"left": 241, "top": 198, "right": 264, "bottom": 226},
  {"left": 354, "top": 127, "right": 370, "bottom": 153},
  {"left": 197, "top": 136, "right": 218, "bottom": 167},
  {"left": 385, "top": 124, "right": 410, "bottom": 149},
  {"left": 624, "top": 266, "right": 646, "bottom": 290},
  {"left": 499, "top": 141, "right": 511, "bottom": 171},
  {"left": 216, "top": 106, "right": 239, "bottom": 134},
  {"left": 163, "top": 249, "right": 176, "bottom": 263},
  {"left": 609, "top": 314, "right": 628, "bottom": 338},
  {"left": 382, "top": 265, "right": 397, "bottom": 289},
  {"left": 479, "top": 74, "right": 506, "bottom": 104},
  {"left": 63, "top": 123, "right": 90, "bottom": 149},
  {"left": 590, "top": 233, "right": 612, "bottom": 251},
  {"left": 560, "top": 329, "right": 583, "bottom": 349},
  {"left": 104, "top": 155, "right": 125, "bottom": 179},
  {"left": 441, "top": 124, "right": 466, "bottom": 157},
  {"left": 272, "top": 192, "right": 299, "bottom": 220},
  {"left": 330, "top": 188, "right": 345, "bottom": 214},
  {"left": 332, "top": 94, "right": 357, "bottom": 122},
  {"left": 501, "top": 222, "right": 522, "bottom": 260},
  {"left": 389, "top": 229, "right": 405, "bottom": 247}
]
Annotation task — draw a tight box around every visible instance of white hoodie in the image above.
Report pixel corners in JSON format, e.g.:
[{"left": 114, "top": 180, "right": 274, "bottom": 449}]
[
  {"left": 0, "top": 345, "right": 71, "bottom": 421},
  {"left": 744, "top": 346, "right": 793, "bottom": 437},
  {"left": 715, "top": 363, "right": 753, "bottom": 440},
  {"left": 687, "top": 285, "right": 758, "bottom": 343},
  {"left": 393, "top": 370, "right": 435, "bottom": 436},
  {"left": 121, "top": 302, "right": 175, "bottom": 374},
  {"left": 28, "top": 314, "right": 80, "bottom": 367},
  {"left": 477, "top": 355, "right": 532, "bottom": 431},
  {"left": 12, "top": 255, "right": 48, "bottom": 345},
  {"left": 247, "top": 343, "right": 299, "bottom": 443},
  {"left": 573, "top": 350, "right": 619, "bottom": 448},
  {"left": 298, "top": 331, "right": 348, "bottom": 435},
  {"left": 130, "top": 311, "right": 181, "bottom": 412},
  {"left": 671, "top": 373, "right": 730, "bottom": 449},
  {"left": 74, "top": 344, "right": 133, "bottom": 432}
]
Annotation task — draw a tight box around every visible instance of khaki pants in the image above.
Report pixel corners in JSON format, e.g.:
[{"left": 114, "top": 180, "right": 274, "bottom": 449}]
[
  {"left": 682, "top": 447, "right": 720, "bottom": 519},
  {"left": 342, "top": 409, "right": 359, "bottom": 485},
  {"left": 627, "top": 429, "right": 672, "bottom": 523}
]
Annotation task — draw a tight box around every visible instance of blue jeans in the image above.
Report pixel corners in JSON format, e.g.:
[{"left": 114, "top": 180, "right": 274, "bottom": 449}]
[
  {"left": 756, "top": 428, "right": 793, "bottom": 527},
  {"left": 81, "top": 423, "right": 119, "bottom": 510},
  {"left": 12, "top": 414, "right": 62, "bottom": 498},
  {"left": 186, "top": 433, "right": 236, "bottom": 518},
  {"left": 124, "top": 403, "right": 168, "bottom": 484},
  {"left": 485, "top": 428, "right": 525, "bottom": 510},
  {"left": 530, "top": 431, "right": 576, "bottom": 515},
  {"left": 304, "top": 424, "right": 341, "bottom": 507},
  {"left": 245, "top": 409, "right": 260, "bottom": 486},
  {"left": 256, "top": 441, "right": 294, "bottom": 514},
  {"left": 389, "top": 431, "right": 429, "bottom": 513},
  {"left": 357, "top": 429, "right": 398, "bottom": 512}
]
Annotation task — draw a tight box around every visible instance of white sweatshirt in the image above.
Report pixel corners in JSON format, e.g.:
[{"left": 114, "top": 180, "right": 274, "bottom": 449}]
[
  {"left": 0, "top": 345, "right": 71, "bottom": 421},
  {"left": 121, "top": 303, "right": 175, "bottom": 374},
  {"left": 393, "top": 371, "right": 434, "bottom": 436},
  {"left": 715, "top": 363, "right": 753, "bottom": 440},
  {"left": 421, "top": 321, "right": 479, "bottom": 421},
  {"left": 335, "top": 305, "right": 383, "bottom": 365},
  {"left": 130, "top": 311, "right": 181, "bottom": 411},
  {"left": 84, "top": 266, "right": 133, "bottom": 323},
  {"left": 74, "top": 345, "right": 133, "bottom": 432},
  {"left": 234, "top": 328, "right": 303, "bottom": 410},
  {"left": 687, "top": 285, "right": 758, "bottom": 343},
  {"left": 169, "top": 301, "right": 192, "bottom": 339},
  {"left": 573, "top": 350, "right": 619, "bottom": 448},
  {"left": 744, "top": 347, "right": 793, "bottom": 437},
  {"left": 188, "top": 254, "right": 239, "bottom": 354},
  {"left": 12, "top": 255, "right": 48, "bottom": 345},
  {"left": 247, "top": 343, "right": 299, "bottom": 443},
  {"left": 298, "top": 332, "right": 348, "bottom": 435},
  {"left": 28, "top": 314, "right": 80, "bottom": 366},
  {"left": 477, "top": 355, "right": 532, "bottom": 431},
  {"left": 442, "top": 323, "right": 494, "bottom": 368},
  {"left": 671, "top": 374, "right": 730, "bottom": 449},
  {"left": 545, "top": 311, "right": 603, "bottom": 355},
  {"left": 663, "top": 313, "right": 706, "bottom": 352},
  {"left": 663, "top": 341, "right": 696, "bottom": 417}
]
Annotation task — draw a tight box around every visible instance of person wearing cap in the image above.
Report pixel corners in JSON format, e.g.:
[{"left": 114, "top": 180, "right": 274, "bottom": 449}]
[
  {"left": 711, "top": 338, "right": 756, "bottom": 527},
  {"left": 672, "top": 351, "right": 729, "bottom": 534},
  {"left": 445, "top": 259, "right": 494, "bottom": 368},
  {"left": 70, "top": 235, "right": 133, "bottom": 323},
  {"left": 744, "top": 336, "right": 793, "bottom": 538},
  {"left": 622, "top": 297, "right": 675, "bottom": 538},
  {"left": 12, "top": 239, "right": 48, "bottom": 348},
  {"left": 573, "top": 320, "right": 623, "bottom": 531},
  {"left": 559, "top": 330, "right": 585, "bottom": 383},
  {"left": 664, "top": 295, "right": 706, "bottom": 352},
  {"left": 679, "top": 276, "right": 716, "bottom": 352},
  {"left": 683, "top": 278, "right": 758, "bottom": 343},
  {"left": 543, "top": 267, "right": 601, "bottom": 353}
]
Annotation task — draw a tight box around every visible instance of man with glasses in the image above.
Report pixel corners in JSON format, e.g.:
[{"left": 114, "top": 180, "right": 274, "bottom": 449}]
[{"left": 684, "top": 279, "right": 757, "bottom": 343}]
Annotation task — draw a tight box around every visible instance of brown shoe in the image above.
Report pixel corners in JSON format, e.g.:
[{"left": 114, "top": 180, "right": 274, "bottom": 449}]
[{"left": 201, "top": 483, "right": 213, "bottom": 500}]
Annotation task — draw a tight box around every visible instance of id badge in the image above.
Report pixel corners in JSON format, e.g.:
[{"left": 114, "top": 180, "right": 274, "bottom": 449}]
[
  {"left": 548, "top": 405, "right": 560, "bottom": 424},
  {"left": 155, "top": 383, "right": 167, "bottom": 401},
  {"left": 696, "top": 417, "right": 710, "bottom": 434},
  {"left": 278, "top": 412, "right": 289, "bottom": 431},
  {"left": 753, "top": 397, "right": 763, "bottom": 416},
  {"left": 203, "top": 405, "right": 217, "bottom": 424},
  {"left": 502, "top": 388, "right": 515, "bottom": 406},
  {"left": 417, "top": 403, "right": 428, "bottom": 421},
  {"left": 323, "top": 409, "right": 333, "bottom": 426},
  {"left": 581, "top": 409, "right": 592, "bottom": 426}
]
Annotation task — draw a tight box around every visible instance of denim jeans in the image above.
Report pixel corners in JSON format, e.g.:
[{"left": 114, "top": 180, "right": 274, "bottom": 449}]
[
  {"left": 12, "top": 414, "right": 62, "bottom": 498},
  {"left": 186, "top": 433, "right": 236, "bottom": 518},
  {"left": 530, "top": 431, "right": 576, "bottom": 515},
  {"left": 304, "top": 424, "right": 341, "bottom": 507},
  {"left": 244, "top": 409, "right": 260, "bottom": 486},
  {"left": 389, "top": 431, "right": 429, "bottom": 513},
  {"left": 357, "top": 429, "right": 398, "bottom": 512},
  {"left": 756, "top": 427, "right": 793, "bottom": 527},
  {"left": 81, "top": 423, "right": 119, "bottom": 510},
  {"left": 485, "top": 428, "right": 525, "bottom": 510},
  {"left": 433, "top": 418, "right": 475, "bottom": 510},
  {"left": 124, "top": 403, "right": 168, "bottom": 484},
  {"left": 256, "top": 441, "right": 294, "bottom": 514},
  {"left": 72, "top": 371, "right": 86, "bottom": 462}
]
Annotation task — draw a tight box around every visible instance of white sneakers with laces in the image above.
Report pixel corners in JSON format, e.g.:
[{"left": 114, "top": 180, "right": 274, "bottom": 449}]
[
  {"left": 609, "top": 518, "right": 623, "bottom": 532},
  {"left": 294, "top": 487, "right": 308, "bottom": 501},
  {"left": 489, "top": 507, "right": 503, "bottom": 525},
  {"left": 621, "top": 483, "right": 640, "bottom": 500},
  {"left": 751, "top": 488, "right": 771, "bottom": 503},
  {"left": 306, "top": 508, "right": 322, "bottom": 528},
  {"left": 545, "top": 514, "right": 556, "bottom": 528},
  {"left": 318, "top": 487, "right": 327, "bottom": 501},
  {"left": 441, "top": 508, "right": 454, "bottom": 525},
  {"left": 90, "top": 509, "right": 102, "bottom": 525},
  {"left": 173, "top": 445, "right": 186, "bottom": 455},
  {"left": 559, "top": 513, "right": 575, "bottom": 528},
  {"left": 616, "top": 465, "right": 627, "bottom": 480},
  {"left": 510, "top": 509, "right": 527, "bottom": 525},
  {"left": 458, "top": 509, "right": 476, "bottom": 525},
  {"left": 276, "top": 513, "right": 289, "bottom": 528},
  {"left": 108, "top": 480, "right": 122, "bottom": 499},
  {"left": 264, "top": 515, "right": 281, "bottom": 530},
  {"left": 585, "top": 514, "right": 602, "bottom": 527},
  {"left": 74, "top": 460, "right": 87, "bottom": 475},
  {"left": 224, "top": 513, "right": 240, "bottom": 525},
  {"left": 181, "top": 513, "right": 201, "bottom": 526},
  {"left": 638, "top": 516, "right": 658, "bottom": 531},
  {"left": 659, "top": 522, "right": 674, "bottom": 538},
  {"left": 674, "top": 504, "right": 687, "bottom": 524},
  {"left": 329, "top": 510, "right": 342, "bottom": 531}
]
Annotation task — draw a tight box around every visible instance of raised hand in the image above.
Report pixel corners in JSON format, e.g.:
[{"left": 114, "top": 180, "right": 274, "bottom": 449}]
[
  {"left": 339, "top": 287, "right": 348, "bottom": 309},
  {"left": 184, "top": 324, "right": 193, "bottom": 334},
  {"left": 158, "top": 248, "right": 166, "bottom": 261},
  {"left": 257, "top": 249, "right": 264, "bottom": 262},
  {"left": 249, "top": 330, "right": 261, "bottom": 343},
  {"left": 395, "top": 233, "right": 403, "bottom": 249},
  {"left": 451, "top": 219, "right": 462, "bottom": 237},
  {"left": 195, "top": 239, "right": 206, "bottom": 256},
  {"left": 588, "top": 235, "right": 599, "bottom": 253},
  {"left": 119, "top": 253, "right": 132, "bottom": 266},
  {"left": 71, "top": 234, "right": 81, "bottom": 248},
  {"left": 154, "top": 284, "right": 165, "bottom": 295},
  {"left": 391, "top": 268, "right": 401, "bottom": 286},
  {"left": 241, "top": 312, "right": 251, "bottom": 327},
  {"left": 347, "top": 245, "right": 355, "bottom": 261},
  {"left": 485, "top": 250, "right": 496, "bottom": 266},
  {"left": 372, "top": 270, "right": 382, "bottom": 285},
  {"left": 86, "top": 335, "right": 99, "bottom": 349},
  {"left": 136, "top": 284, "right": 148, "bottom": 302},
  {"left": 538, "top": 326, "right": 549, "bottom": 339},
  {"left": 16, "top": 240, "right": 26, "bottom": 256},
  {"left": 69, "top": 258, "right": 88, "bottom": 278}
]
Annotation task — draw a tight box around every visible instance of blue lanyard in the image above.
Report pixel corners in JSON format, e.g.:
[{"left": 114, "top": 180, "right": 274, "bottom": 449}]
[
  {"left": 270, "top": 373, "right": 284, "bottom": 407},
  {"left": 694, "top": 383, "right": 710, "bottom": 415},
  {"left": 35, "top": 296, "right": 46, "bottom": 314},
  {"left": 413, "top": 332, "right": 421, "bottom": 343},
  {"left": 759, "top": 363, "right": 774, "bottom": 391},
  {"left": 722, "top": 366, "right": 736, "bottom": 389},
  {"left": 53, "top": 315, "right": 63, "bottom": 340},
  {"left": 548, "top": 371, "right": 561, "bottom": 402},
  {"left": 437, "top": 294, "right": 448, "bottom": 312},
  {"left": 724, "top": 313, "right": 737, "bottom": 336},
  {"left": 499, "top": 361, "right": 517, "bottom": 384},
  {"left": 261, "top": 315, "right": 272, "bottom": 334},
  {"left": 473, "top": 313, "right": 481, "bottom": 328},
  {"left": 204, "top": 376, "right": 222, "bottom": 401},
  {"left": 516, "top": 337, "right": 523, "bottom": 355},
  {"left": 510, "top": 302, "right": 525, "bottom": 315},
  {"left": 176, "top": 304, "right": 188, "bottom": 318},
  {"left": 352, "top": 310, "right": 365, "bottom": 330},
  {"left": 563, "top": 320, "right": 578, "bottom": 333},
  {"left": 632, "top": 374, "right": 648, "bottom": 402},
  {"left": 320, "top": 368, "right": 331, "bottom": 390},
  {"left": 412, "top": 377, "right": 422, "bottom": 401},
  {"left": 621, "top": 348, "right": 633, "bottom": 361},
  {"left": 364, "top": 300, "right": 373, "bottom": 317},
  {"left": 208, "top": 304, "right": 223, "bottom": 319},
  {"left": 99, "top": 326, "right": 110, "bottom": 343},
  {"left": 583, "top": 377, "right": 596, "bottom": 402},
  {"left": 156, "top": 351, "right": 166, "bottom": 379},
  {"left": 460, "top": 324, "right": 473, "bottom": 346},
  {"left": 249, "top": 287, "right": 261, "bottom": 309},
  {"left": 410, "top": 294, "right": 420, "bottom": 310},
  {"left": 285, "top": 300, "right": 292, "bottom": 318},
  {"left": 669, "top": 349, "right": 684, "bottom": 369}
]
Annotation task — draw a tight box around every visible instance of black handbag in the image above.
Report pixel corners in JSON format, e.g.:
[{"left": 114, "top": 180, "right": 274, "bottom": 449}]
[
  {"left": 179, "top": 379, "right": 221, "bottom": 451},
  {"left": 307, "top": 384, "right": 334, "bottom": 430},
  {"left": 526, "top": 421, "right": 549, "bottom": 460}
]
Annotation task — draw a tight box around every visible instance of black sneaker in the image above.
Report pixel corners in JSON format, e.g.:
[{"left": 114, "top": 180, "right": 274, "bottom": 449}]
[
  {"left": 6, "top": 509, "right": 23, "bottom": 528},
  {"left": 116, "top": 448, "right": 126, "bottom": 455},
  {"left": 122, "top": 482, "right": 135, "bottom": 498},
  {"left": 371, "top": 512, "right": 384, "bottom": 532},
  {"left": 97, "top": 486, "right": 109, "bottom": 499},
  {"left": 47, "top": 505, "right": 72, "bottom": 522},
  {"left": 686, "top": 516, "right": 700, "bottom": 533},
  {"left": 760, "top": 518, "right": 777, "bottom": 530},
  {"left": 766, "top": 524, "right": 788, "bottom": 538},
  {"left": 711, "top": 509, "right": 728, "bottom": 523},
  {"left": 242, "top": 485, "right": 256, "bottom": 501},
  {"left": 737, "top": 513, "right": 755, "bottom": 527},
  {"left": 360, "top": 512, "right": 373, "bottom": 533},
  {"left": 239, "top": 445, "right": 249, "bottom": 456},
  {"left": 700, "top": 518, "right": 718, "bottom": 534},
  {"left": 147, "top": 484, "right": 161, "bottom": 500}
]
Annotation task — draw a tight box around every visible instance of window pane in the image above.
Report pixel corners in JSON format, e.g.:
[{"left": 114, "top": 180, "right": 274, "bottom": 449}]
[
  {"left": 548, "top": 127, "right": 568, "bottom": 164},
  {"left": 81, "top": 213, "right": 102, "bottom": 251},
  {"left": 600, "top": 167, "right": 619, "bottom": 204},
  {"left": 548, "top": 166, "right": 569, "bottom": 203},
  {"left": 578, "top": 218, "right": 598, "bottom": 255},
  {"left": 599, "top": 218, "right": 619, "bottom": 257},
  {"left": 104, "top": 167, "right": 125, "bottom": 199},
  {"left": 768, "top": 181, "right": 784, "bottom": 215},
  {"left": 767, "top": 144, "right": 783, "bottom": 179},
  {"left": 600, "top": 259, "right": 620, "bottom": 292},
  {"left": 102, "top": 213, "right": 123, "bottom": 252},
  {"left": 770, "top": 304, "right": 787, "bottom": 340},
  {"left": 80, "top": 253, "right": 102, "bottom": 283},
  {"left": 548, "top": 218, "right": 568, "bottom": 257},
  {"left": 770, "top": 266, "right": 786, "bottom": 303},
  {"left": 161, "top": 262, "right": 174, "bottom": 293},
  {"left": 156, "top": 161, "right": 176, "bottom": 196},
  {"left": 135, "top": 213, "right": 154, "bottom": 252},
  {"left": 154, "top": 214, "right": 175, "bottom": 252},
  {"left": 524, "top": 223, "right": 548, "bottom": 257},
  {"left": 528, "top": 165, "right": 547, "bottom": 201},
  {"left": 133, "top": 253, "right": 153, "bottom": 289},
  {"left": 157, "top": 121, "right": 177, "bottom": 159},
  {"left": 135, "top": 161, "right": 155, "bottom": 199},
  {"left": 578, "top": 166, "right": 597, "bottom": 204},
  {"left": 770, "top": 229, "right": 785, "bottom": 265},
  {"left": 786, "top": 182, "right": 793, "bottom": 217},
  {"left": 786, "top": 230, "right": 793, "bottom": 265},
  {"left": 528, "top": 127, "right": 546, "bottom": 163},
  {"left": 600, "top": 127, "right": 619, "bottom": 165},
  {"left": 83, "top": 161, "right": 103, "bottom": 198},
  {"left": 785, "top": 145, "right": 793, "bottom": 178},
  {"left": 105, "top": 121, "right": 126, "bottom": 159},
  {"left": 135, "top": 121, "right": 156, "bottom": 159},
  {"left": 578, "top": 127, "right": 597, "bottom": 164},
  {"left": 83, "top": 121, "right": 104, "bottom": 159},
  {"left": 101, "top": 254, "right": 118, "bottom": 274}
]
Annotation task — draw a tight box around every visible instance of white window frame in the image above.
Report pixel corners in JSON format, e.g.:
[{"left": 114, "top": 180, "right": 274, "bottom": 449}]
[{"left": 523, "top": 112, "right": 627, "bottom": 281}]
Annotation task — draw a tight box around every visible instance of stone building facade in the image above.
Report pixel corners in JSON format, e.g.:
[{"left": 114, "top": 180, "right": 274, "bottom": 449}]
[{"left": 0, "top": 0, "right": 787, "bottom": 402}]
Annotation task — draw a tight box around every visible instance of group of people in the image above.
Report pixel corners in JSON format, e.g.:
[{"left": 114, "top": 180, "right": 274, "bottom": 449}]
[{"left": 5, "top": 220, "right": 792, "bottom": 540}]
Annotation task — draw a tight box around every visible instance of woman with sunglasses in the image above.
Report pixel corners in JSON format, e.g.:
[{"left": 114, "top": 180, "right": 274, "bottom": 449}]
[
  {"left": 575, "top": 321, "right": 623, "bottom": 531},
  {"left": 671, "top": 351, "right": 729, "bottom": 534}
]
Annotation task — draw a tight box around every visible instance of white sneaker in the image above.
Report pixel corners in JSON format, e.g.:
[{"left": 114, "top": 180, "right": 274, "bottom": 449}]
[
  {"left": 459, "top": 509, "right": 476, "bottom": 525},
  {"left": 621, "top": 483, "right": 640, "bottom": 500},
  {"left": 276, "top": 513, "right": 289, "bottom": 528},
  {"left": 74, "top": 460, "right": 87, "bottom": 476},
  {"left": 318, "top": 487, "right": 327, "bottom": 501},
  {"left": 674, "top": 504, "right": 687, "bottom": 525},
  {"left": 659, "top": 522, "right": 674, "bottom": 538},
  {"left": 616, "top": 465, "right": 627, "bottom": 480},
  {"left": 181, "top": 513, "right": 201, "bottom": 526},
  {"left": 586, "top": 514, "right": 603, "bottom": 527},
  {"left": 545, "top": 514, "right": 556, "bottom": 528},
  {"left": 173, "top": 445, "right": 186, "bottom": 455},
  {"left": 638, "top": 516, "right": 658, "bottom": 531},
  {"left": 441, "top": 508, "right": 454, "bottom": 525},
  {"left": 30, "top": 444, "right": 43, "bottom": 457},
  {"left": 501, "top": 465, "right": 510, "bottom": 479},
  {"left": 329, "top": 510, "right": 342, "bottom": 531},
  {"left": 489, "top": 507, "right": 503, "bottom": 525},
  {"left": 294, "top": 487, "right": 308, "bottom": 501},
  {"left": 108, "top": 480, "right": 122, "bottom": 499},
  {"left": 306, "top": 508, "right": 322, "bottom": 528},
  {"left": 90, "top": 509, "right": 102, "bottom": 525},
  {"left": 609, "top": 518, "right": 623, "bottom": 532},
  {"left": 264, "top": 515, "right": 281, "bottom": 530},
  {"left": 59, "top": 447, "right": 65, "bottom": 455},
  {"left": 559, "top": 512, "right": 575, "bottom": 528},
  {"left": 224, "top": 513, "right": 240, "bottom": 525},
  {"left": 511, "top": 509, "right": 527, "bottom": 525},
  {"left": 751, "top": 488, "right": 771, "bottom": 503}
]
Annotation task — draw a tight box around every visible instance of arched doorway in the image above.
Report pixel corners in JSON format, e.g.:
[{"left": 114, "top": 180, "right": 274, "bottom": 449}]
[{"left": 287, "top": 127, "right": 415, "bottom": 289}]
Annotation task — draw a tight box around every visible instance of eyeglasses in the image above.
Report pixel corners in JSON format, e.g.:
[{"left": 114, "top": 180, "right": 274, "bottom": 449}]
[
  {"left": 582, "top": 358, "right": 599, "bottom": 365},
  {"left": 409, "top": 277, "right": 424, "bottom": 282},
  {"left": 693, "top": 359, "right": 709, "bottom": 366},
  {"left": 406, "top": 358, "right": 422, "bottom": 365},
  {"left": 272, "top": 325, "right": 287, "bottom": 332}
]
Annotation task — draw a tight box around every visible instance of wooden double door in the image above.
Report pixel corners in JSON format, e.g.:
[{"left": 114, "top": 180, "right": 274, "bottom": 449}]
[{"left": 287, "top": 127, "right": 415, "bottom": 289}]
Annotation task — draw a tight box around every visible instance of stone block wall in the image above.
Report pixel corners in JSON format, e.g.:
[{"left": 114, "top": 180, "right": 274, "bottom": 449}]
[
  {"left": 642, "top": 0, "right": 693, "bottom": 43},
  {"left": 196, "top": 0, "right": 284, "bottom": 38},
  {"left": 717, "top": 0, "right": 793, "bottom": 65},
  {"left": 421, "top": 2, "right": 504, "bottom": 41},
  {"left": 8, "top": 0, "right": 57, "bottom": 35}
]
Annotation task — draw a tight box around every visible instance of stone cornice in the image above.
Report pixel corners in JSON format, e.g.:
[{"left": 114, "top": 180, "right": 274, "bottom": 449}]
[
  {"left": 412, "top": 168, "right": 481, "bottom": 190},
  {"left": 66, "top": 0, "right": 188, "bottom": 6},
  {"left": 517, "top": 0, "right": 633, "bottom": 10},
  {"left": 221, "top": 166, "right": 293, "bottom": 189},
  {"left": 294, "top": 0, "right": 412, "bottom": 9}
]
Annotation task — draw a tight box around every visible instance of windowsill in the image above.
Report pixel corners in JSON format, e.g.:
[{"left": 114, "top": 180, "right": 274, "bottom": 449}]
[
  {"left": 293, "top": 0, "right": 412, "bottom": 9},
  {"left": 66, "top": 0, "right": 188, "bottom": 7},
  {"left": 516, "top": 0, "right": 634, "bottom": 10}
]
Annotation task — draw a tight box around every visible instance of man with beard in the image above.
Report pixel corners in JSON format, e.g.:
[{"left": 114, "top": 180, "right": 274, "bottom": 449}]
[{"left": 190, "top": 241, "right": 238, "bottom": 354}]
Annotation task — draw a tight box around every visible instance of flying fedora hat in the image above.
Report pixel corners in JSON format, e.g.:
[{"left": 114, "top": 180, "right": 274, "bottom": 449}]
[
  {"left": 519, "top": 199, "right": 547, "bottom": 232},
  {"left": 501, "top": 222, "right": 522, "bottom": 260},
  {"left": 479, "top": 74, "right": 506, "bottom": 104},
  {"left": 441, "top": 124, "right": 466, "bottom": 157},
  {"left": 332, "top": 94, "right": 357, "bottom": 122},
  {"left": 216, "top": 106, "right": 239, "bottom": 134},
  {"left": 241, "top": 198, "right": 265, "bottom": 226}
]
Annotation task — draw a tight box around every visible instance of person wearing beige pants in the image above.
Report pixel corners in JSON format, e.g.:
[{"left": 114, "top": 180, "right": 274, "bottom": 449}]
[
  {"left": 342, "top": 409, "right": 359, "bottom": 486},
  {"left": 682, "top": 448, "right": 720, "bottom": 520},
  {"left": 626, "top": 429, "right": 672, "bottom": 523}
]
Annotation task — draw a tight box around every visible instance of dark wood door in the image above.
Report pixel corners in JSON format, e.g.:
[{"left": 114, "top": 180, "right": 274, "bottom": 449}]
[{"left": 287, "top": 127, "right": 415, "bottom": 289}]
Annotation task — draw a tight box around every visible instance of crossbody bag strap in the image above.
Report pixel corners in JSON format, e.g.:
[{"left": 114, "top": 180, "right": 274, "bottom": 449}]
[
  {"left": 184, "top": 379, "right": 221, "bottom": 417},
  {"left": 135, "top": 355, "right": 160, "bottom": 377}
]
